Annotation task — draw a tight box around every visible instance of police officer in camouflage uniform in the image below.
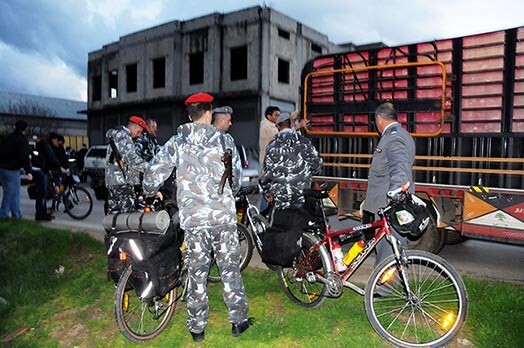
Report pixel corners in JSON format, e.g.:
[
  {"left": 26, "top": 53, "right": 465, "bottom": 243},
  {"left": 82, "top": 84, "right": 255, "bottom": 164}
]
[
  {"left": 135, "top": 118, "right": 160, "bottom": 161},
  {"left": 260, "top": 112, "right": 323, "bottom": 211},
  {"left": 105, "top": 116, "right": 148, "bottom": 213},
  {"left": 143, "top": 93, "right": 252, "bottom": 342}
]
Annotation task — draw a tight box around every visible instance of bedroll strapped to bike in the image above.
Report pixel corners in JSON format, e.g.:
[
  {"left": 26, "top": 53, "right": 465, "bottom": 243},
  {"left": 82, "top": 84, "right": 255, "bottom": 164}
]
[{"left": 104, "top": 211, "right": 184, "bottom": 299}]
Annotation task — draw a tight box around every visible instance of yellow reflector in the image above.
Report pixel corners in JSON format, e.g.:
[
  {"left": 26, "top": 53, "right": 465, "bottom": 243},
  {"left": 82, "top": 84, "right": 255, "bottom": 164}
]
[
  {"left": 164, "top": 293, "right": 170, "bottom": 302},
  {"left": 119, "top": 252, "right": 128, "bottom": 261},
  {"left": 308, "top": 293, "right": 319, "bottom": 300},
  {"left": 380, "top": 268, "right": 396, "bottom": 283},
  {"left": 86, "top": 196, "right": 90, "bottom": 203},
  {"left": 441, "top": 312, "right": 455, "bottom": 330},
  {"left": 123, "top": 293, "right": 129, "bottom": 312}
]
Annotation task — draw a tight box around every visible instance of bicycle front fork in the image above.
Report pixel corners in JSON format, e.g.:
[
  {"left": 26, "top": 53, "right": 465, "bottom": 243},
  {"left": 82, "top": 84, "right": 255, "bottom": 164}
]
[{"left": 387, "top": 234, "right": 413, "bottom": 298}]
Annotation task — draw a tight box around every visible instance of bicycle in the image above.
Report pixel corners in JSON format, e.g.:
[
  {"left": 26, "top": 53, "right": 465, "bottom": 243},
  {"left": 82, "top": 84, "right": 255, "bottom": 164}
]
[
  {"left": 277, "top": 184, "right": 468, "bottom": 348},
  {"left": 111, "top": 199, "right": 184, "bottom": 343},
  {"left": 49, "top": 167, "right": 93, "bottom": 219}
]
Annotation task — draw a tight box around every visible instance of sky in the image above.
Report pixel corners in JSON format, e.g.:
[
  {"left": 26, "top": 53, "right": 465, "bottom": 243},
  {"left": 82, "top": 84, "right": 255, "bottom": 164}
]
[{"left": 0, "top": 0, "right": 523, "bottom": 102}]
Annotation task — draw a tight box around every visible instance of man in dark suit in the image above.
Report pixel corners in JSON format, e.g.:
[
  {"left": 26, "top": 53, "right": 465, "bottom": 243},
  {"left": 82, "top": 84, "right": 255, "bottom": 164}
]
[{"left": 363, "top": 102, "right": 415, "bottom": 265}]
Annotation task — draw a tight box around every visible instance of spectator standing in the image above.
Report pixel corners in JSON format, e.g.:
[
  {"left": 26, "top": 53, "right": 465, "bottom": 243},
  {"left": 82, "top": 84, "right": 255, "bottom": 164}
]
[
  {"left": 363, "top": 102, "right": 415, "bottom": 265},
  {"left": 258, "top": 106, "right": 280, "bottom": 163},
  {"left": 105, "top": 116, "right": 148, "bottom": 213},
  {"left": 0, "top": 120, "right": 33, "bottom": 219},
  {"left": 143, "top": 93, "right": 251, "bottom": 342},
  {"left": 32, "top": 132, "right": 66, "bottom": 221}
]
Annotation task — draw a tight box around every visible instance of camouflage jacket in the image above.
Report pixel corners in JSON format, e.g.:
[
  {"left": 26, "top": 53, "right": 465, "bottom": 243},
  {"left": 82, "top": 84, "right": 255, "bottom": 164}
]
[
  {"left": 260, "top": 128, "right": 323, "bottom": 209},
  {"left": 143, "top": 123, "right": 241, "bottom": 229},
  {"left": 135, "top": 131, "right": 159, "bottom": 162},
  {"left": 105, "top": 126, "right": 148, "bottom": 186}
]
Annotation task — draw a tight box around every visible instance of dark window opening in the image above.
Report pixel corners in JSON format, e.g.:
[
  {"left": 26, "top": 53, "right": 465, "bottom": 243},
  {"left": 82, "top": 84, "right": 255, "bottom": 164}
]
[
  {"left": 278, "top": 58, "right": 290, "bottom": 84},
  {"left": 153, "top": 57, "right": 166, "bottom": 89},
  {"left": 126, "top": 63, "right": 137, "bottom": 92},
  {"left": 230, "top": 46, "right": 248, "bottom": 81},
  {"left": 311, "top": 43, "right": 322, "bottom": 54},
  {"left": 278, "top": 28, "right": 290, "bottom": 40},
  {"left": 109, "top": 69, "right": 118, "bottom": 98},
  {"left": 189, "top": 52, "right": 204, "bottom": 85},
  {"left": 92, "top": 75, "right": 101, "bottom": 101}
]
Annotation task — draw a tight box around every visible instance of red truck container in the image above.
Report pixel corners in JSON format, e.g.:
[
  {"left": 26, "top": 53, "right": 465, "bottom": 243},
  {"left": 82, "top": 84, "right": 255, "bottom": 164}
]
[{"left": 301, "top": 26, "right": 524, "bottom": 253}]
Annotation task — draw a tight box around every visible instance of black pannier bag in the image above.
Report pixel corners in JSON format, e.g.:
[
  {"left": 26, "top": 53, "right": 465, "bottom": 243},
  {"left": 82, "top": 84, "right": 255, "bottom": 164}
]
[
  {"left": 104, "top": 212, "right": 184, "bottom": 299},
  {"left": 261, "top": 207, "right": 310, "bottom": 267}
]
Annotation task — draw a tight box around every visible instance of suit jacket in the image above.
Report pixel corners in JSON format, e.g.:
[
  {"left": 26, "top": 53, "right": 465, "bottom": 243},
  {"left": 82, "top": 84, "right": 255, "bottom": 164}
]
[{"left": 364, "top": 123, "right": 415, "bottom": 216}]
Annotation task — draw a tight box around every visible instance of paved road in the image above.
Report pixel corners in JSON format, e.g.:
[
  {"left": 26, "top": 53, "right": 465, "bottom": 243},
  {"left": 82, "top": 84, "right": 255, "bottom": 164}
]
[{"left": 7, "top": 183, "right": 524, "bottom": 285}]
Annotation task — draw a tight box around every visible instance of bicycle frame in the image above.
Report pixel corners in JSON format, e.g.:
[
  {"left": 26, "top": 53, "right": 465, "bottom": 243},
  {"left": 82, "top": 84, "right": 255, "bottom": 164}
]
[{"left": 298, "top": 200, "right": 408, "bottom": 296}]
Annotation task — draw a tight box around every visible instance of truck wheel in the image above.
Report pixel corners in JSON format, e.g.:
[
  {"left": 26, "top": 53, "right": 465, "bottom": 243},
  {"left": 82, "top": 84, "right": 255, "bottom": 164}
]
[
  {"left": 446, "top": 230, "right": 468, "bottom": 245},
  {"left": 408, "top": 217, "right": 446, "bottom": 254}
]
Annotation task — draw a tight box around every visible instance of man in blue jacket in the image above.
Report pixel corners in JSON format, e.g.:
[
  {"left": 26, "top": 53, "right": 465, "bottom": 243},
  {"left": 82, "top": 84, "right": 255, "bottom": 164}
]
[{"left": 0, "top": 120, "right": 33, "bottom": 219}]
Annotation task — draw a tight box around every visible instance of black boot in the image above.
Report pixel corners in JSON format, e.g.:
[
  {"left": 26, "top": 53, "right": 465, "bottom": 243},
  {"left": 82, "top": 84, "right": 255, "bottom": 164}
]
[
  {"left": 190, "top": 330, "right": 205, "bottom": 342},
  {"left": 232, "top": 317, "right": 255, "bottom": 337}
]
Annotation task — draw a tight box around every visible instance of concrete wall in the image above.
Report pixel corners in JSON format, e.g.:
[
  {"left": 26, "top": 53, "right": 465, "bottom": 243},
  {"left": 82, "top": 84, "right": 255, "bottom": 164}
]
[{"left": 86, "top": 6, "right": 342, "bottom": 148}]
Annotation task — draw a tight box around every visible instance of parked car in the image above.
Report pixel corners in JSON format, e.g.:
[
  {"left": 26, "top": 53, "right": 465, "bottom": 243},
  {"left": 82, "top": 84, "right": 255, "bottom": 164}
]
[
  {"left": 83, "top": 145, "right": 107, "bottom": 180},
  {"left": 236, "top": 145, "right": 259, "bottom": 186}
]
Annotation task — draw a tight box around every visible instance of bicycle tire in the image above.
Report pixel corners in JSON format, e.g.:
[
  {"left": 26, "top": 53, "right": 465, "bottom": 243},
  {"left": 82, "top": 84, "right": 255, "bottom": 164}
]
[
  {"left": 364, "top": 250, "right": 468, "bottom": 348},
  {"left": 64, "top": 186, "right": 93, "bottom": 220},
  {"left": 114, "top": 265, "right": 176, "bottom": 343},
  {"left": 277, "top": 232, "right": 332, "bottom": 308},
  {"left": 207, "top": 223, "right": 253, "bottom": 283}
]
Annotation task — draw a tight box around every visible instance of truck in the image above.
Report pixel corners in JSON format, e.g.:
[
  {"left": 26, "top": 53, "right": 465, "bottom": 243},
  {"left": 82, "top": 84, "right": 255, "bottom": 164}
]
[{"left": 301, "top": 26, "right": 524, "bottom": 253}]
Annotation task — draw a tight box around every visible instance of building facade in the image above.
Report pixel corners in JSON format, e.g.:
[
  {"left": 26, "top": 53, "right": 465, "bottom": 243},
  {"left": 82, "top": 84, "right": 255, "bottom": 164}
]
[{"left": 87, "top": 6, "right": 341, "bottom": 153}]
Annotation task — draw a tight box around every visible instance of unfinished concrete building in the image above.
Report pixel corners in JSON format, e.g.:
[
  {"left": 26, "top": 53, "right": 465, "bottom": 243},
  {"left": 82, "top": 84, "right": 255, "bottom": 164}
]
[{"left": 86, "top": 6, "right": 340, "bottom": 154}]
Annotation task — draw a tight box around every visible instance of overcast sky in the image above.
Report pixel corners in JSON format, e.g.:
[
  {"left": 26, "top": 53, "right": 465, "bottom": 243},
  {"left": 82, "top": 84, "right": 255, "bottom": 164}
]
[{"left": 0, "top": 0, "right": 522, "bottom": 102}]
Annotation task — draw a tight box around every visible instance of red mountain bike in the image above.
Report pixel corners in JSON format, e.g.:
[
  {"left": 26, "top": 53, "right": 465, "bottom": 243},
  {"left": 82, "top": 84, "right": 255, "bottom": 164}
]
[{"left": 277, "top": 184, "right": 468, "bottom": 348}]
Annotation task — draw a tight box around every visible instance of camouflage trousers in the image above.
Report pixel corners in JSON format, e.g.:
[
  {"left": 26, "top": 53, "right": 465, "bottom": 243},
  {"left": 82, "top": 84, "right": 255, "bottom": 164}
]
[
  {"left": 107, "top": 185, "right": 136, "bottom": 214},
  {"left": 185, "top": 224, "right": 249, "bottom": 333}
]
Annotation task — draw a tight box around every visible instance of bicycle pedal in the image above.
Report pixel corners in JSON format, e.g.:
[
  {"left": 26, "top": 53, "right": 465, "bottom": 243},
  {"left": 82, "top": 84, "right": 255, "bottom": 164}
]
[{"left": 305, "top": 272, "right": 317, "bottom": 283}]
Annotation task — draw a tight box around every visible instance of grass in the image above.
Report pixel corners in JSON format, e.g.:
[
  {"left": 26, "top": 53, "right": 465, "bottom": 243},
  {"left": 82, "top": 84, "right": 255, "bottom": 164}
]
[{"left": 0, "top": 220, "right": 523, "bottom": 347}]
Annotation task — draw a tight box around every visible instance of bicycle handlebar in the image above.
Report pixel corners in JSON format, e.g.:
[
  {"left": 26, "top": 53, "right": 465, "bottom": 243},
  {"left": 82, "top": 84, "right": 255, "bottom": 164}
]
[{"left": 386, "top": 182, "right": 410, "bottom": 201}]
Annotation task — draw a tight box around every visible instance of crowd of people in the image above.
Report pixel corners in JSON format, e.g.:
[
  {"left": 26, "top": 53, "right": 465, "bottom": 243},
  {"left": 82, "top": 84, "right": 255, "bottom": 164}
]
[{"left": 0, "top": 95, "right": 415, "bottom": 342}]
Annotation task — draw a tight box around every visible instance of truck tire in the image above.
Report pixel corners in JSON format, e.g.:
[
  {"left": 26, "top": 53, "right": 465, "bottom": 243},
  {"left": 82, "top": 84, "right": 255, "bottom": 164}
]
[
  {"left": 408, "top": 217, "right": 447, "bottom": 254},
  {"left": 446, "top": 230, "right": 468, "bottom": 245}
]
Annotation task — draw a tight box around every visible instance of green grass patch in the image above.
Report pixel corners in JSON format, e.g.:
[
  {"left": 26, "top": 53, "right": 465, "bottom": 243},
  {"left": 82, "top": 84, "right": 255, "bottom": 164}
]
[{"left": 1, "top": 220, "right": 523, "bottom": 347}]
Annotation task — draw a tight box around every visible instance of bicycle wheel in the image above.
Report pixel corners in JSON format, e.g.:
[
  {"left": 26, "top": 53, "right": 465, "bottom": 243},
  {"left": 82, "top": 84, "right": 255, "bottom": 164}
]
[
  {"left": 114, "top": 265, "right": 176, "bottom": 343},
  {"left": 365, "top": 250, "right": 468, "bottom": 348},
  {"left": 208, "top": 223, "right": 253, "bottom": 283},
  {"left": 64, "top": 186, "right": 93, "bottom": 219},
  {"left": 277, "top": 233, "right": 332, "bottom": 308}
]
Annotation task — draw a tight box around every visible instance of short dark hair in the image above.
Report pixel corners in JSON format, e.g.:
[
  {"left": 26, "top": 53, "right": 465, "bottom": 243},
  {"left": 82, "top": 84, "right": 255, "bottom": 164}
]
[
  {"left": 265, "top": 106, "right": 280, "bottom": 118},
  {"left": 49, "top": 132, "right": 60, "bottom": 140},
  {"left": 15, "top": 120, "right": 28, "bottom": 132},
  {"left": 375, "top": 102, "right": 397, "bottom": 121},
  {"left": 187, "top": 102, "right": 212, "bottom": 121}
]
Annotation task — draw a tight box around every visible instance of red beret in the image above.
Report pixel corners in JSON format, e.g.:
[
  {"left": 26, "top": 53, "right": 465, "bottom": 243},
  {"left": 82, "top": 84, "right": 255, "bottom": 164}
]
[
  {"left": 129, "top": 115, "right": 148, "bottom": 130},
  {"left": 185, "top": 92, "right": 214, "bottom": 106}
]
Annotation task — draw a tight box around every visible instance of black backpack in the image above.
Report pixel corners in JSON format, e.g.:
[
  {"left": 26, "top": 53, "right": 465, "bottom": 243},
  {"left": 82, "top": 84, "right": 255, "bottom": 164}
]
[{"left": 261, "top": 207, "right": 310, "bottom": 267}]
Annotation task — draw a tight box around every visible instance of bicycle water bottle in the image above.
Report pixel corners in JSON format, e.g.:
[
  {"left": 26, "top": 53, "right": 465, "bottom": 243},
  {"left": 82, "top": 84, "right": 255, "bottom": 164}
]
[
  {"left": 332, "top": 240, "right": 347, "bottom": 271},
  {"left": 343, "top": 240, "right": 365, "bottom": 266}
]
